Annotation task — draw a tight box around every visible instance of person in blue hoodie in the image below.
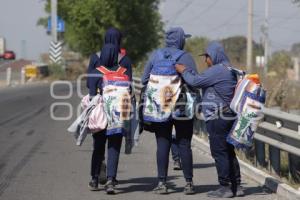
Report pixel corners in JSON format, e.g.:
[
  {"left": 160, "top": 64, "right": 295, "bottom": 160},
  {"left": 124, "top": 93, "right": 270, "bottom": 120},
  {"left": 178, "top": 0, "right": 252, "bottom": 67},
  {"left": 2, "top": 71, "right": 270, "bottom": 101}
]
[
  {"left": 142, "top": 27, "right": 197, "bottom": 195},
  {"left": 175, "top": 41, "right": 244, "bottom": 198},
  {"left": 87, "top": 27, "right": 132, "bottom": 195}
]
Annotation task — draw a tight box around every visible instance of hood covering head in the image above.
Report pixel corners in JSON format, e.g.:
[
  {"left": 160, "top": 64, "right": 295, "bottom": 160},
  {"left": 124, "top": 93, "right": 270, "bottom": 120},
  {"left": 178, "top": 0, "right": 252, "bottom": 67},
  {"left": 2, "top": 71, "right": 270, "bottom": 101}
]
[
  {"left": 104, "top": 27, "right": 122, "bottom": 51},
  {"left": 165, "top": 27, "right": 191, "bottom": 50},
  {"left": 205, "top": 41, "right": 230, "bottom": 65},
  {"left": 99, "top": 44, "right": 119, "bottom": 68}
]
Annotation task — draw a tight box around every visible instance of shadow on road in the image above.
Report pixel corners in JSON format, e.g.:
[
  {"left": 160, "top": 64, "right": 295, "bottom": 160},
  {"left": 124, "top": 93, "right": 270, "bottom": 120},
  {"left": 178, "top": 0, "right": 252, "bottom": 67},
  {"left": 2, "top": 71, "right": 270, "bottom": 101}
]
[
  {"left": 193, "top": 162, "right": 215, "bottom": 169},
  {"left": 117, "top": 176, "right": 180, "bottom": 194}
]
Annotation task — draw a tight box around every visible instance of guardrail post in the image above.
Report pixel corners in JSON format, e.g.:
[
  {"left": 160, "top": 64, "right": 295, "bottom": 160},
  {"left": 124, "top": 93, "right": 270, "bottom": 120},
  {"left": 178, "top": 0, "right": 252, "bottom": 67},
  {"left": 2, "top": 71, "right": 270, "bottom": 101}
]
[
  {"left": 21, "top": 67, "right": 25, "bottom": 84},
  {"left": 288, "top": 154, "right": 300, "bottom": 183},
  {"left": 269, "top": 145, "right": 281, "bottom": 177},
  {"left": 6, "top": 67, "right": 11, "bottom": 86},
  {"left": 255, "top": 140, "right": 266, "bottom": 168}
]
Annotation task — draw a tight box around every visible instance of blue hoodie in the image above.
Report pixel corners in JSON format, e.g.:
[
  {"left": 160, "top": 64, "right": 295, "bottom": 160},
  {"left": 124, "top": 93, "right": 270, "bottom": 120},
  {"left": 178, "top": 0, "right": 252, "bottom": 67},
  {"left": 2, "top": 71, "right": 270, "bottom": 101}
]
[
  {"left": 181, "top": 41, "right": 237, "bottom": 120},
  {"left": 141, "top": 27, "right": 197, "bottom": 84}
]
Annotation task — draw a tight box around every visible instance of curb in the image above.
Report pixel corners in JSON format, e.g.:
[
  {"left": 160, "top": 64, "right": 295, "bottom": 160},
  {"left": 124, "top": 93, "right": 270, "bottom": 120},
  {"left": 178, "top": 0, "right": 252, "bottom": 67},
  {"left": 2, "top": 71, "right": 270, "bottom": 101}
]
[{"left": 192, "top": 135, "right": 300, "bottom": 200}]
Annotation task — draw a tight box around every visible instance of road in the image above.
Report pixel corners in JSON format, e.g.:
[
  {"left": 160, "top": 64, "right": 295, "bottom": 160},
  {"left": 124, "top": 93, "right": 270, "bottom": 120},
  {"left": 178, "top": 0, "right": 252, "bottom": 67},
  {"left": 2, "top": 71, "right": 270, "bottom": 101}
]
[{"left": 0, "top": 83, "right": 278, "bottom": 200}]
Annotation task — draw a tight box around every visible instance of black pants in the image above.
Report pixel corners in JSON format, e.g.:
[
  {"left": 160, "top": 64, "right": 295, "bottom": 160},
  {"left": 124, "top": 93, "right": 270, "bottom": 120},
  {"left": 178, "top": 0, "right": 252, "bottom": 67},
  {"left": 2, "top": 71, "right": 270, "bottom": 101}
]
[
  {"left": 91, "top": 132, "right": 123, "bottom": 181},
  {"left": 205, "top": 116, "right": 241, "bottom": 186},
  {"left": 171, "top": 138, "right": 180, "bottom": 161},
  {"left": 154, "top": 119, "right": 193, "bottom": 182}
]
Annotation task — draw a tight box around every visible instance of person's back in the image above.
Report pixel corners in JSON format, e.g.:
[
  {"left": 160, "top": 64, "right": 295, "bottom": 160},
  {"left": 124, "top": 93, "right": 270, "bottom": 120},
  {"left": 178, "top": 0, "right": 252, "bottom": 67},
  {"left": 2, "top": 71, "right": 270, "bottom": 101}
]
[{"left": 141, "top": 27, "right": 196, "bottom": 195}]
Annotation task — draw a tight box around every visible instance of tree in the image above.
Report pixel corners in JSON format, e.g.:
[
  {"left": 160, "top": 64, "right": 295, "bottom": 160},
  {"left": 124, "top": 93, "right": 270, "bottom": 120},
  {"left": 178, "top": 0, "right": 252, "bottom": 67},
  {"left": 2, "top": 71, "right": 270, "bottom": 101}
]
[
  {"left": 38, "top": 0, "right": 163, "bottom": 63},
  {"left": 184, "top": 37, "right": 210, "bottom": 71},
  {"left": 268, "top": 50, "right": 293, "bottom": 77},
  {"left": 291, "top": 42, "right": 300, "bottom": 57},
  {"left": 220, "top": 36, "right": 264, "bottom": 67}
]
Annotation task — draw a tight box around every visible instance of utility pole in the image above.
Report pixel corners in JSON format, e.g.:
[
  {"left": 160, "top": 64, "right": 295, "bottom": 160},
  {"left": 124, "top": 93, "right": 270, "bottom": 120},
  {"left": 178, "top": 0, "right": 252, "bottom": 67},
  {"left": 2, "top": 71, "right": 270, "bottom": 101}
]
[
  {"left": 247, "top": 0, "right": 253, "bottom": 72},
  {"left": 51, "top": 0, "right": 57, "bottom": 43},
  {"left": 264, "top": 0, "right": 270, "bottom": 75}
]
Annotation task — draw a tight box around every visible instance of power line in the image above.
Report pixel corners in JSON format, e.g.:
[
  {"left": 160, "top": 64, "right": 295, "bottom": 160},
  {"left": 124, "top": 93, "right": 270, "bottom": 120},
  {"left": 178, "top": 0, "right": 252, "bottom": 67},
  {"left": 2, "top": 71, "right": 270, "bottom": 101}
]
[
  {"left": 200, "top": 2, "right": 248, "bottom": 34},
  {"left": 168, "top": 0, "right": 195, "bottom": 26},
  {"left": 177, "top": 0, "right": 219, "bottom": 25}
]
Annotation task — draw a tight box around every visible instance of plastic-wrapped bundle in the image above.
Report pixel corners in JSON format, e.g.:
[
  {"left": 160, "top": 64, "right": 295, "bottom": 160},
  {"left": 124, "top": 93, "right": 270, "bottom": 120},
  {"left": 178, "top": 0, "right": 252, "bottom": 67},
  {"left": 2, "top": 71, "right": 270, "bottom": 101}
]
[{"left": 227, "top": 75, "right": 266, "bottom": 149}]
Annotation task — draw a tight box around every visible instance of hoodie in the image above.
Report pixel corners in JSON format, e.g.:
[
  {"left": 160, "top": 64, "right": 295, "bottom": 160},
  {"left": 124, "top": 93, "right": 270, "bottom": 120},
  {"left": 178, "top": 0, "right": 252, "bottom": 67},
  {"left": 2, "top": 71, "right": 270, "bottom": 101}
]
[
  {"left": 88, "top": 44, "right": 131, "bottom": 96},
  {"left": 142, "top": 27, "right": 197, "bottom": 84},
  {"left": 181, "top": 41, "right": 237, "bottom": 120},
  {"left": 87, "top": 28, "right": 132, "bottom": 89}
]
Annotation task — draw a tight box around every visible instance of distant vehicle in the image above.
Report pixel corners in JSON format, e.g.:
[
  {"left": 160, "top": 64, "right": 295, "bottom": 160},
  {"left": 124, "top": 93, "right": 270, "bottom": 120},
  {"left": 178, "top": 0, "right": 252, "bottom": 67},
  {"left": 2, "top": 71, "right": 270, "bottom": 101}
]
[{"left": 3, "top": 51, "right": 15, "bottom": 60}]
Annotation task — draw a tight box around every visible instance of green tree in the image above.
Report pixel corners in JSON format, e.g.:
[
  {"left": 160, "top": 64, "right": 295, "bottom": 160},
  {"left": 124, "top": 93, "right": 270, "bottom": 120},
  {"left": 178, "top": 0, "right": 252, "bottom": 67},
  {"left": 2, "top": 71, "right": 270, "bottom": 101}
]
[
  {"left": 268, "top": 50, "right": 293, "bottom": 77},
  {"left": 39, "top": 0, "right": 163, "bottom": 63}
]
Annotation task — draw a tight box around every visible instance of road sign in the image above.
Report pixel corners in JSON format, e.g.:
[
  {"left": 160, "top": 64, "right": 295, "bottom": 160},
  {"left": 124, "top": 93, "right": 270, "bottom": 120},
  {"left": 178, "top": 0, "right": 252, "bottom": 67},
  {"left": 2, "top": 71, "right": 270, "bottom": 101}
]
[
  {"left": 49, "top": 41, "right": 63, "bottom": 63},
  {"left": 47, "top": 17, "right": 65, "bottom": 33},
  {"left": 25, "top": 65, "right": 37, "bottom": 78}
]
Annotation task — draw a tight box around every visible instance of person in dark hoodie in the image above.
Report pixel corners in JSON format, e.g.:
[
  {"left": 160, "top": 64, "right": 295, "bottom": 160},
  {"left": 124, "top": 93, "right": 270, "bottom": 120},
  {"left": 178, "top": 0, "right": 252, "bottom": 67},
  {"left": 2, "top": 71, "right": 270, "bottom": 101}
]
[
  {"left": 87, "top": 27, "right": 132, "bottom": 87},
  {"left": 86, "top": 28, "right": 132, "bottom": 194},
  {"left": 175, "top": 41, "right": 244, "bottom": 198},
  {"left": 142, "top": 27, "right": 197, "bottom": 195}
]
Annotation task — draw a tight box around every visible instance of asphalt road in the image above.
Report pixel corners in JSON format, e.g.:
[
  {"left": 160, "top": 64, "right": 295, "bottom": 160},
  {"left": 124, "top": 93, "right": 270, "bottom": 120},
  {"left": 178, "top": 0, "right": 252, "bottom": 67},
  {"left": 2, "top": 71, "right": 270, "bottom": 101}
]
[{"left": 0, "top": 83, "right": 279, "bottom": 200}]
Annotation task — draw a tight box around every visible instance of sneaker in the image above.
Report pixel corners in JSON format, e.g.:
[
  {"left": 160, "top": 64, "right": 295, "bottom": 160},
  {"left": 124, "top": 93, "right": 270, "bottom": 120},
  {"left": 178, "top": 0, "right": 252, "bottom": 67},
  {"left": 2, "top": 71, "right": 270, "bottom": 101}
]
[
  {"left": 173, "top": 160, "right": 182, "bottom": 170},
  {"left": 153, "top": 182, "right": 168, "bottom": 194},
  {"left": 88, "top": 179, "right": 100, "bottom": 191},
  {"left": 207, "top": 185, "right": 234, "bottom": 198},
  {"left": 235, "top": 185, "right": 245, "bottom": 197},
  {"left": 105, "top": 180, "right": 116, "bottom": 195},
  {"left": 98, "top": 162, "right": 107, "bottom": 185},
  {"left": 184, "top": 182, "right": 195, "bottom": 195}
]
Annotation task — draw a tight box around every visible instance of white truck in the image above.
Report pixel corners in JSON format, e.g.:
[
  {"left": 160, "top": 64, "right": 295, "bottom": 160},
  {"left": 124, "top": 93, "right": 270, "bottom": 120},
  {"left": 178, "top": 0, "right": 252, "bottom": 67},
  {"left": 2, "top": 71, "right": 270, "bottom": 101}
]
[{"left": 0, "top": 37, "right": 5, "bottom": 55}]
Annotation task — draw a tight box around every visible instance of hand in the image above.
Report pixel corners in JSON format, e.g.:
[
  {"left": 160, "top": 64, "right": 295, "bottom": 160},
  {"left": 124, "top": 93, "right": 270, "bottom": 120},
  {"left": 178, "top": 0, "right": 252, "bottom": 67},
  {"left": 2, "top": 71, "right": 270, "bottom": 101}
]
[{"left": 175, "top": 64, "right": 186, "bottom": 73}]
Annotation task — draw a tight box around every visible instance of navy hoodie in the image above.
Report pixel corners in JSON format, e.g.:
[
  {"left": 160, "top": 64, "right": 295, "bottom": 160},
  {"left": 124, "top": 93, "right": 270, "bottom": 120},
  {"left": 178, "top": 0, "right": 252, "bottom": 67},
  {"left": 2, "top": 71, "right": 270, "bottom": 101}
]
[
  {"left": 87, "top": 27, "right": 132, "bottom": 90},
  {"left": 181, "top": 41, "right": 237, "bottom": 120},
  {"left": 88, "top": 44, "right": 131, "bottom": 96}
]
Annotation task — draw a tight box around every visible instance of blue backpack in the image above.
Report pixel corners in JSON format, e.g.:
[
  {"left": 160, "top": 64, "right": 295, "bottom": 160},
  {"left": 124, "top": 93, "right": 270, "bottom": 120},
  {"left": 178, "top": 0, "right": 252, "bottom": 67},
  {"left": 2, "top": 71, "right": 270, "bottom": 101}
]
[{"left": 143, "top": 49, "right": 185, "bottom": 122}]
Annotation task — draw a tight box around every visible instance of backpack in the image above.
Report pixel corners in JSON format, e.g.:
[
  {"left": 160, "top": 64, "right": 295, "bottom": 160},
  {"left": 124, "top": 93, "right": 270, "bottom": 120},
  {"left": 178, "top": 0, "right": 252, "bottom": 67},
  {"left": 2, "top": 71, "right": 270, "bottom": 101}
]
[
  {"left": 143, "top": 49, "right": 185, "bottom": 122},
  {"left": 225, "top": 67, "right": 266, "bottom": 149},
  {"left": 96, "top": 66, "right": 131, "bottom": 135}
]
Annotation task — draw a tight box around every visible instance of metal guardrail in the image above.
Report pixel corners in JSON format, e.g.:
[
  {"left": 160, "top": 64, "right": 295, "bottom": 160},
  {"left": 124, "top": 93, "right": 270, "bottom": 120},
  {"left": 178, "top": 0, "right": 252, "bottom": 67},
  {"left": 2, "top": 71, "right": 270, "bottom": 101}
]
[{"left": 132, "top": 76, "right": 300, "bottom": 183}]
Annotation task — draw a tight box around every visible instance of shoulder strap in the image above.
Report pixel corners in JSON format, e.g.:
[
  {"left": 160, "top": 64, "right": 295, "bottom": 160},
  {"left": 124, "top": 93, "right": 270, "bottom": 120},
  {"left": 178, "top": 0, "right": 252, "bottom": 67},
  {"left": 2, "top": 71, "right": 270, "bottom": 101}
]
[
  {"left": 118, "top": 53, "right": 125, "bottom": 64},
  {"left": 171, "top": 50, "right": 185, "bottom": 62},
  {"left": 96, "top": 66, "right": 110, "bottom": 74},
  {"left": 116, "top": 67, "right": 127, "bottom": 74}
]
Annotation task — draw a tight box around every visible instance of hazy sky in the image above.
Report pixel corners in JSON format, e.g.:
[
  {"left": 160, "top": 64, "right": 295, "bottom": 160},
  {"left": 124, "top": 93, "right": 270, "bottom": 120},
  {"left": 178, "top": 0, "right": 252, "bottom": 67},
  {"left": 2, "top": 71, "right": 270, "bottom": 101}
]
[{"left": 0, "top": 0, "right": 299, "bottom": 60}]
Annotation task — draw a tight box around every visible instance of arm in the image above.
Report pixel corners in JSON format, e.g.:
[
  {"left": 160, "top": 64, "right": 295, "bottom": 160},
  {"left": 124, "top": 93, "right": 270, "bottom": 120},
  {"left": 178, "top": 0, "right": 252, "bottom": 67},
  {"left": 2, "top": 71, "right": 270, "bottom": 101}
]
[
  {"left": 141, "top": 51, "right": 156, "bottom": 85},
  {"left": 120, "top": 56, "right": 133, "bottom": 81},
  {"left": 176, "top": 65, "right": 217, "bottom": 88}
]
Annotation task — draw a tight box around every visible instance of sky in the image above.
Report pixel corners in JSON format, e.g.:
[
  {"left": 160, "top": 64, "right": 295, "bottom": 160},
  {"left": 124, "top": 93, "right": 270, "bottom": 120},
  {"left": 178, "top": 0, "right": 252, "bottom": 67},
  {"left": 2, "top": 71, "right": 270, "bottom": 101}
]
[{"left": 0, "top": 0, "right": 299, "bottom": 60}]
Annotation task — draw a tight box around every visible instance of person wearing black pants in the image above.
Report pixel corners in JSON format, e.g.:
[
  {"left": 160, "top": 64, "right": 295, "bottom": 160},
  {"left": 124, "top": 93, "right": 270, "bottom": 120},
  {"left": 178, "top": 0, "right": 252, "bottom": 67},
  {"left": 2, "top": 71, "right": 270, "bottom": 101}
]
[
  {"left": 154, "top": 119, "right": 194, "bottom": 194},
  {"left": 141, "top": 27, "right": 197, "bottom": 195},
  {"left": 90, "top": 132, "right": 123, "bottom": 191},
  {"left": 87, "top": 27, "right": 132, "bottom": 195}
]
